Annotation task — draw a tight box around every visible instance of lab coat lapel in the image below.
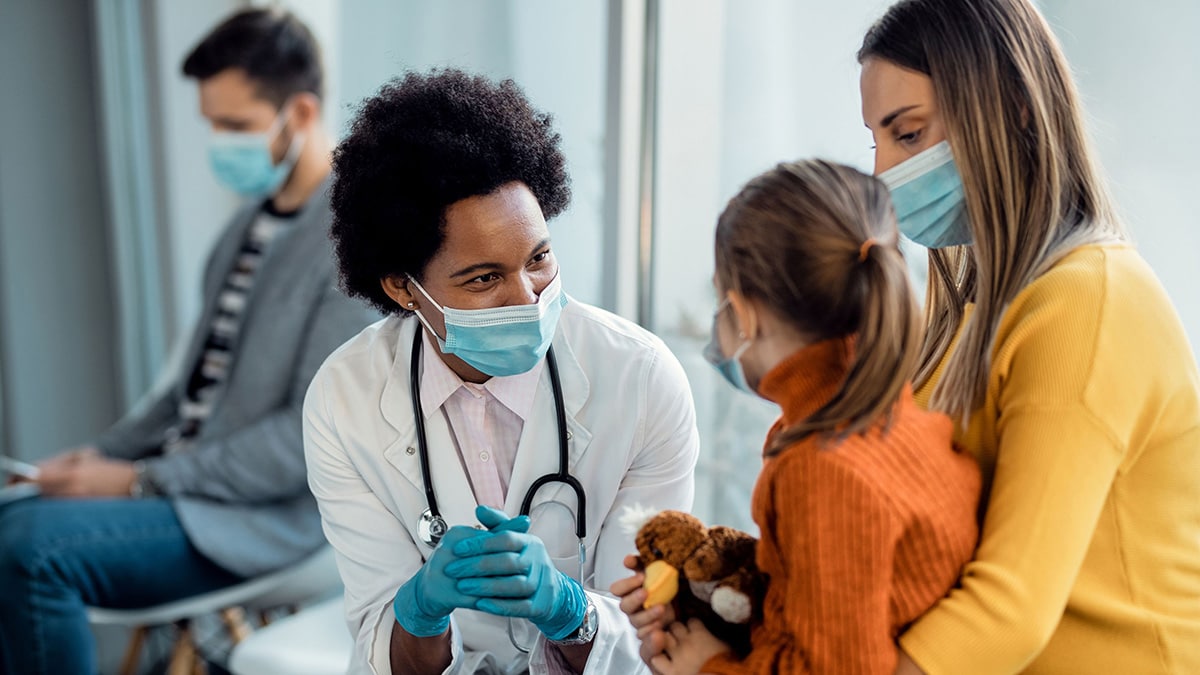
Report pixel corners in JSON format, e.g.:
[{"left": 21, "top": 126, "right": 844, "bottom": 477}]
[
  {"left": 505, "top": 331, "right": 594, "bottom": 540},
  {"left": 381, "top": 320, "right": 479, "bottom": 542}
]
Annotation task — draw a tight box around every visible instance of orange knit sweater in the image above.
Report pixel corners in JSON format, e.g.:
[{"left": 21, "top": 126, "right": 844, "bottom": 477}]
[{"left": 704, "top": 339, "right": 981, "bottom": 675}]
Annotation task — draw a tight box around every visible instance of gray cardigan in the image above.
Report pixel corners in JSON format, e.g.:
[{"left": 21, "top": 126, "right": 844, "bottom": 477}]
[{"left": 96, "top": 179, "right": 378, "bottom": 577}]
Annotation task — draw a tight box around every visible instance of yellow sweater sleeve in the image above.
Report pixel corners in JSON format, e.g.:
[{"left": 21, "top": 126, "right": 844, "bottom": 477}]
[
  {"left": 901, "top": 408, "right": 1121, "bottom": 673},
  {"left": 901, "top": 247, "right": 1146, "bottom": 673}
]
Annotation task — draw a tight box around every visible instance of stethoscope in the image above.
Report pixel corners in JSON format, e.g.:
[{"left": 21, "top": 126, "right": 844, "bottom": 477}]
[
  {"left": 409, "top": 329, "right": 587, "bottom": 551},
  {"left": 409, "top": 330, "right": 588, "bottom": 653}
]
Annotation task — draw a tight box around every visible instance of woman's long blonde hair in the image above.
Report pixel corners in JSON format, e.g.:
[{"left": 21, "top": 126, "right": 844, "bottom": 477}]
[
  {"left": 716, "top": 159, "right": 921, "bottom": 448},
  {"left": 859, "top": 0, "right": 1125, "bottom": 422}
]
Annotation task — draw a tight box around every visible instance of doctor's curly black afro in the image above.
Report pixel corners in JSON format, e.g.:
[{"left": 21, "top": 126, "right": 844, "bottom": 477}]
[{"left": 329, "top": 68, "right": 571, "bottom": 315}]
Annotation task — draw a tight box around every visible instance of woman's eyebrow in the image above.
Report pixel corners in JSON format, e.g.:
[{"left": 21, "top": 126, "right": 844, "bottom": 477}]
[
  {"left": 448, "top": 239, "right": 550, "bottom": 279},
  {"left": 449, "top": 261, "right": 502, "bottom": 279},
  {"left": 880, "top": 104, "right": 921, "bottom": 129}
]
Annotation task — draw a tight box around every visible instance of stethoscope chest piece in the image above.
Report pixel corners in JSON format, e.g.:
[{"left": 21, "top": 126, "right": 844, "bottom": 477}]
[{"left": 418, "top": 508, "right": 448, "bottom": 547}]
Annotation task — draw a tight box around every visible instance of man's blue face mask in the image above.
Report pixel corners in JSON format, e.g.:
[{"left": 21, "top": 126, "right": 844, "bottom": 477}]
[
  {"left": 878, "top": 140, "right": 972, "bottom": 248},
  {"left": 207, "top": 105, "right": 304, "bottom": 197},
  {"left": 409, "top": 273, "right": 568, "bottom": 378}
]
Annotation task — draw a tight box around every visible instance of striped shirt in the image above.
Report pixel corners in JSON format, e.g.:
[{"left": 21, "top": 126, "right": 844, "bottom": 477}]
[{"left": 171, "top": 206, "right": 295, "bottom": 451}]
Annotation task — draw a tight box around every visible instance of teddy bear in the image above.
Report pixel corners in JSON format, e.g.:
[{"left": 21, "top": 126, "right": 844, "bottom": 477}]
[{"left": 625, "top": 508, "right": 766, "bottom": 657}]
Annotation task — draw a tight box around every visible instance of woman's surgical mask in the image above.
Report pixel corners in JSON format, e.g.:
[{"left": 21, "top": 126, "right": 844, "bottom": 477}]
[
  {"left": 208, "top": 105, "right": 304, "bottom": 197},
  {"left": 409, "top": 273, "right": 568, "bottom": 378},
  {"left": 703, "top": 299, "right": 754, "bottom": 394},
  {"left": 878, "top": 140, "right": 972, "bottom": 248}
]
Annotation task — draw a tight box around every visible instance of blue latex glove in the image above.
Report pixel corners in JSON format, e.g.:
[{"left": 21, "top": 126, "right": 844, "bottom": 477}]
[
  {"left": 445, "top": 507, "right": 588, "bottom": 641},
  {"left": 392, "top": 525, "right": 487, "bottom": 637},
  {"left": 392, "top": 508, "right": 531, "bottom": 637},
  {"left": 474, "top": 504, "right": 531, "bottom": 533}
]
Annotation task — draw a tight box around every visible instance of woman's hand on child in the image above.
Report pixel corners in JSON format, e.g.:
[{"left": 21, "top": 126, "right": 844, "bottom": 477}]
[
  {"left": 651, "top": 619, "right": 730, "bottom": 675},
  {"left": 611, "top": 554, "right": 677, "bottom": 670}
]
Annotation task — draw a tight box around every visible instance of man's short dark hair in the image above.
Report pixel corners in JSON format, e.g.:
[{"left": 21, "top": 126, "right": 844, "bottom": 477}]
[
  {"left": 330, "top": 69, "right": 571, "bottom": 316},
  {"left": 182, "top": 8, "right": 323, "bottom": 106}
]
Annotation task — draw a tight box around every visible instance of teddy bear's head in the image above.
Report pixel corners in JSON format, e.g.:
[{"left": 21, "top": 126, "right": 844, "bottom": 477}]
[
  {"left": 624, "top": 507, "right": 765, "bottom": 657},
  {"left": 634, "top": 510, "right": 708, "bottom": 568}
]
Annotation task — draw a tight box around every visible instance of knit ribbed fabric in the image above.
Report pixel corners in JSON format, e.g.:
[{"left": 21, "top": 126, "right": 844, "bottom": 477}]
[
  {"left": 704, "top": 338, "right": 981, "bottom": 675},
  {"left": 901, "top": 245, "right": 1200, "bottom": 674}
]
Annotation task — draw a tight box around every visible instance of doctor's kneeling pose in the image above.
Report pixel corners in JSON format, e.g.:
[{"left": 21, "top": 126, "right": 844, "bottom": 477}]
[{"left": 303, "top": 68, "right": 700, "bottom": 675}]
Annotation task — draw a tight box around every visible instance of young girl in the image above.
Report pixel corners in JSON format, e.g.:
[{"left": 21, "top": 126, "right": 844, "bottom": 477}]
[{"left": 613, "top": 159, "right": 980, "bottom": 674}]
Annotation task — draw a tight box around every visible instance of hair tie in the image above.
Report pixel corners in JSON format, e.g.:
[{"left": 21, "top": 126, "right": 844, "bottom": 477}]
[{"left": 858, "top": 238, "right": 878, "bottom": 263}]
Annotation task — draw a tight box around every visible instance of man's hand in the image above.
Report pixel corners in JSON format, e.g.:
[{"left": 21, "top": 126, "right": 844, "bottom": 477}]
[
  {"left": 651, "top": 619, "right": 730, "bottom": 675},
  {"left": 2, "top": 455, "right": 41, "bottom": 486},
  {"left": 612, "top": 554, "right": 675, "bottom": 671},
  {"left": 36, "top": 446, "right": 137, "bottom": 498}
]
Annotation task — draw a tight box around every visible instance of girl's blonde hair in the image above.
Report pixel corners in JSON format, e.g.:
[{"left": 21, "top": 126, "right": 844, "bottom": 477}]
[
  {"left": 859, "top": 0, "right": 1124, "bottom": 421},
  {"left": 716, "top": 159, "right": 920, "bottom": 449}
]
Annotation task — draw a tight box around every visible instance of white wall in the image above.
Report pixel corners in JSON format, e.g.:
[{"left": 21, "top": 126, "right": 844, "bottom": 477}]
[
  {"left": 0, "top": 0, "right": 119, "bottom": 459},
  {"left": 335, "top": 0, "right": 609, "bottom": 307},
  {"left": 1042, "top": 0, "right": 1200, "bottom": 355},
  {"left": 149, "top": 0, "right": 242, "bottom": 345}
]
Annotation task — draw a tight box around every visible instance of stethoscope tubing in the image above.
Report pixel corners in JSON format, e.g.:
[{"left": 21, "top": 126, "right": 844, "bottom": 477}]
[{"left": 408, "top": 328, "right": 586, "bottom": 545}]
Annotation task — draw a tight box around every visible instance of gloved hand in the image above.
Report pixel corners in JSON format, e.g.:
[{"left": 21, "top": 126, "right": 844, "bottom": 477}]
[
  {"left": 474, "top": 504, "right": 530, "bottom": 533},
  {"left": 392, "top": 525, "right": 488, "bottom": 637},
  {"left": 392, "top": 507, "right": 532, "bottom": 637},
  {"left": 445, "top": 506, "right": 588, "bottom": 641}
]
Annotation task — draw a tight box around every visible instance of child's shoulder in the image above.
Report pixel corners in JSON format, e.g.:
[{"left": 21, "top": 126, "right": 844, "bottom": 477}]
[{"left": 768, "top": 394, "right": 966, "bottom": 498}]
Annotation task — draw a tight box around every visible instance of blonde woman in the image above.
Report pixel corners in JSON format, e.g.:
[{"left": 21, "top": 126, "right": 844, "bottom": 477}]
[{"left": 858, "top": 0, "right": 1200, "bottom": 673}]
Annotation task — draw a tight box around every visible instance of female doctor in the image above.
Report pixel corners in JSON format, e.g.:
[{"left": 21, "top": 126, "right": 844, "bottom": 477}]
[{"left": 303, "top": 69, "right": 700, "bottom": 675}]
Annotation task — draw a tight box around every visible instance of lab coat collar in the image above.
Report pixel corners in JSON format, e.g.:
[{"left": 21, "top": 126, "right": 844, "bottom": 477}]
[
  {"left": 379, "top": 311, "right": 593, "bottom": 544},
  {"left": 417, "top": 329, "right": 547, "bottom": 423}
]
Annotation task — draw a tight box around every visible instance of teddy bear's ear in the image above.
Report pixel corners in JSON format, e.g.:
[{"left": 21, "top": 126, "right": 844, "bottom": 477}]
[{"left": 618, "top": 504, "right": 661, "bottom": 537}]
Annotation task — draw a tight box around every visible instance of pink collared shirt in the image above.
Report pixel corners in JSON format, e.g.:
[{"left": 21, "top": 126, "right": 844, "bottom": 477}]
[
  {"left": 418, "top": 331, "right": 544, "bottom": 508},
  {"left": 420, "top": 333, "right": 581, "bottom": 670}
]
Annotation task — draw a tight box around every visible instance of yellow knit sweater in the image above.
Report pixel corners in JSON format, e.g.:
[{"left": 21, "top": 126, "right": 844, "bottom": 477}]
[{"left": 901, "top": 244, "right": 1200, "bottom": 674}]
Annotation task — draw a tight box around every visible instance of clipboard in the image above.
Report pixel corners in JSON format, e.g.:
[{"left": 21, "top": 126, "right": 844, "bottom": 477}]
[
  {"left": 0, "top": 482, "right": 39, "bottom": 504},
  {"left": 0, "top": 455, "right": 41, "bottom": 504}
]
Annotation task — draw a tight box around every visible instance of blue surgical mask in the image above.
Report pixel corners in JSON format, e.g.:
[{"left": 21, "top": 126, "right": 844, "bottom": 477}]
[
  {"left": 703, "top": 299, "right": 754, "bottom": 394},
  {"left": 409, "top": 273, "right": 568, "bottom": 378},
  {"left": 878, "top": 140, "right": 972, "bottom": 248},
  {"left": 208, "top": 107, "right": 304, "bottom": 197}
]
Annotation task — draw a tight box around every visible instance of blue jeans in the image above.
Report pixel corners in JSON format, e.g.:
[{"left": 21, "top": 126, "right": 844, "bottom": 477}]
[{"left": 0, "top": 497, "right": 244, "bottom": 674}]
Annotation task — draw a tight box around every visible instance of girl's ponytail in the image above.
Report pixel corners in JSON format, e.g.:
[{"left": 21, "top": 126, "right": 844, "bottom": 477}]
[{"left": 716, "top": 160, "right": 921, "bottom": 451}]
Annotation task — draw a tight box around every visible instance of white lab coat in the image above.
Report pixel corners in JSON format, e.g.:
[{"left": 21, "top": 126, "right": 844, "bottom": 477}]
[{"left": 304, "top": 299, "right": 700, "bottom": 675}]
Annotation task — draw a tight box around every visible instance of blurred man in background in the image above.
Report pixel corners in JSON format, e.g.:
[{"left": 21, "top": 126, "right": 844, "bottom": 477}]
[{"left": 0, "top": 9, "right": 376, "bottom": 674}]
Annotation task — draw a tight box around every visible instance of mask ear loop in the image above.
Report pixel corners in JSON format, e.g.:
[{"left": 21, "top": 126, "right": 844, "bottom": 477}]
[
  {"left": 274, "top": 100, "right": 308, "bottom": 170},
  {"left": 278, "top": 128, "right": 305, "bottom": 166},
  {"left": 406, "top": 277, "right": 449, "bottom": 342},
  {"left": 724, "top": 295, "right": 756, "bottom": 390},
  {"left": 720, "top": 293, "right": 756, "bottom": 357}
]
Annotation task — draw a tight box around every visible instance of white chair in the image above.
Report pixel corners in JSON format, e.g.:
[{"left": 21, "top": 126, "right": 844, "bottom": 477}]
[
  {"left": 88, "top": 546, "right": 342, "bottom": 675},
  {"left": 228, "top": 594, "right": 352, "bottom": 675}
]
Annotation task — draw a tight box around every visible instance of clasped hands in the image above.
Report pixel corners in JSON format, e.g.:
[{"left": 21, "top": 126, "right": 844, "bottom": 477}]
[{"left": 394, "top": 505, "right": 587, "bottom": 641}]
